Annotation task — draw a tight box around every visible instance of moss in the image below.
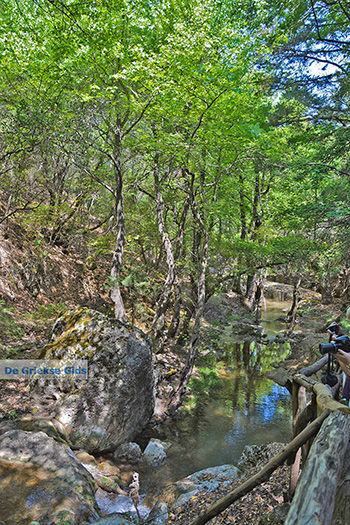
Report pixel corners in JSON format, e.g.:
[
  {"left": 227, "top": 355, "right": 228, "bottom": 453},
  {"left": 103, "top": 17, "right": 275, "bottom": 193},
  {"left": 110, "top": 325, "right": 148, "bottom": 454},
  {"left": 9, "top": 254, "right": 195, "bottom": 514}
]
[{"left": 40, "top": 309, "right": 107, "bottom": 360}]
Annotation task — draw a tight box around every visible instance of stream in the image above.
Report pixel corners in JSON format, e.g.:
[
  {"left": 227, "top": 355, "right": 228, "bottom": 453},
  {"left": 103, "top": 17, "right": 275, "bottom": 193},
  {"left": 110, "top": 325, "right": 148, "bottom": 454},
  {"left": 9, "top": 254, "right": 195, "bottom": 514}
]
[{"left": 98, "top": 298, "right": 295, "bottom": 517}]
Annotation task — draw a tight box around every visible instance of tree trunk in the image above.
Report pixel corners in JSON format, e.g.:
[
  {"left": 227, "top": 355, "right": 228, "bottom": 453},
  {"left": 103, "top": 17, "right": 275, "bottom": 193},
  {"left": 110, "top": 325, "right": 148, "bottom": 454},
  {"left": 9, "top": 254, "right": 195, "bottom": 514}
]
[
  {"left": 287, "top": 276, "right": 302, "bottom": 334},
  {"left": 245, "top": 273, "right": 257, "bottom": 301},
  {"left": 152, "top": 152, "right": 178, "bottom": 340},
  {"left": 167, "top": 204, "right": 210, "bottom": 412},
  {"left": 238, "top": 171, "right": 247, "bottom": 240},
  {"left": 168, "top": 192, "right": 191, "bottom": 340},
  {"left": 110, "top": 125, "right": 127, "bottom": 322},
  {"left": 251, "top": 276, "right": 264, "bottom": 321},
  {"left": 251, "top": 172, "right": 262, "bottom": 239}
]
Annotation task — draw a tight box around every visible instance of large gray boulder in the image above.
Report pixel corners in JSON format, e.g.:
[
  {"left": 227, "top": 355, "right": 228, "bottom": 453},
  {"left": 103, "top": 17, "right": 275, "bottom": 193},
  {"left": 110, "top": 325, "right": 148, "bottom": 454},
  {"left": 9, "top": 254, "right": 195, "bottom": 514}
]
[
  {"left": 33, "top": 308, "right": 155, "bottom": 452},
  {"left": 174, "top": 464, "right": 240, "bottom": 501},
  {"left": 0, "top": 430, "right": 99, "bottom": 524},
  {"left": 158, "top": 464, "right": 240, "bottom": 509}
]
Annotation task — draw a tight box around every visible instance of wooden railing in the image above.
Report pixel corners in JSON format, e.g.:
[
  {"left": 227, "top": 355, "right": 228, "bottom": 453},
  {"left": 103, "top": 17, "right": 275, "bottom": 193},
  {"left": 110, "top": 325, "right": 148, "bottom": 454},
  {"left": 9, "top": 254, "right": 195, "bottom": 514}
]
[
  {"left": 191, "top": 356, "right": 350, "bottom": 525},
  {"left": 278, "top": 357, "right": 350, "bottom": 525}
]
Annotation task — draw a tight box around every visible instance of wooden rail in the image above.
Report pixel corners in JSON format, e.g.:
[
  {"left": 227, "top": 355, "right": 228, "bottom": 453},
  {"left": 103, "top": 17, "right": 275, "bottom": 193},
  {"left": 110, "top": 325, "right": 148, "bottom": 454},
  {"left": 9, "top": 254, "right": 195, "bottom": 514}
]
[
  {"left": 190, "top": 355, "right": 350, "bottom": 525},
  {"left": 285, "top": 410, "right": 350, "bottom": 525}
]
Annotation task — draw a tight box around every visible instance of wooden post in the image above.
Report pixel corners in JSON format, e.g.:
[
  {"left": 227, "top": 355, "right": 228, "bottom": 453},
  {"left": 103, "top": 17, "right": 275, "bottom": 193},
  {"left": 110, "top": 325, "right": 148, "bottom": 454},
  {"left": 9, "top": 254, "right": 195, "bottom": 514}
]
[
  {"left": 292, "top": 382, "right": 300, "bottom": 420},
  {"left": 285, "top": 411, "right": 350, "bottom": 525},
  {"left": 332, "top": 437, "right": 350, "bottom": 525},
  {"left": 289, "top": 386, "right": 306, "bottom": 498},
  {"left": 300, "top": 356, "right": 328, "bottom": 376},
  {"left": 305, "top": 393, "right": 318, "bottom": 457}
]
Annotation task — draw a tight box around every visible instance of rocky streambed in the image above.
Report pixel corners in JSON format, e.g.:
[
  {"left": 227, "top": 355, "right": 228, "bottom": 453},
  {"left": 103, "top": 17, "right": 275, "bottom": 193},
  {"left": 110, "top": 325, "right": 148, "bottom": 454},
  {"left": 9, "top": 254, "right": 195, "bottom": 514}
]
[{"left": 0, "top": 285, "right": 343, "bottom": 524}]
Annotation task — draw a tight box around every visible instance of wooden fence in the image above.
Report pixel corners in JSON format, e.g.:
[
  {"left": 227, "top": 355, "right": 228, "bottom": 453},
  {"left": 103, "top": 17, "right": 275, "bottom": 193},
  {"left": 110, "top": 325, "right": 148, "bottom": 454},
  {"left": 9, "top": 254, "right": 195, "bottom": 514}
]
[{"left": 190, "top": 355, "right": 350, "bottom": 525}]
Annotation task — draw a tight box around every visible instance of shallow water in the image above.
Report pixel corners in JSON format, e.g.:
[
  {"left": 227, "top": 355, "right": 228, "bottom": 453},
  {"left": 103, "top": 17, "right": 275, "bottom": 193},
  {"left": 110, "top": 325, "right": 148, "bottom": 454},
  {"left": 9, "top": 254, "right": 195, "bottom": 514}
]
[
  {"left": 138, "top": 330, "right": 293, "bottom": 500},
  {"left": 260, "top": 298, "right": 290, "bottom": 335},
  {"left": 134, "top": 297, "right": 300, "bottom": 498},
  {"left": 0, "top": 466, "right": 71, "bottom": 524}
]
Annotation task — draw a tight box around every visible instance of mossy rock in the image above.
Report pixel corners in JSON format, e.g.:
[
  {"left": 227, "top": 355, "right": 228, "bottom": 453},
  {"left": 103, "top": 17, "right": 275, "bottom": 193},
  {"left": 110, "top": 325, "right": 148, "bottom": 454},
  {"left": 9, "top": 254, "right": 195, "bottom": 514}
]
[{"left": 32, "top": 308, "right": 155, "bottom": 452}]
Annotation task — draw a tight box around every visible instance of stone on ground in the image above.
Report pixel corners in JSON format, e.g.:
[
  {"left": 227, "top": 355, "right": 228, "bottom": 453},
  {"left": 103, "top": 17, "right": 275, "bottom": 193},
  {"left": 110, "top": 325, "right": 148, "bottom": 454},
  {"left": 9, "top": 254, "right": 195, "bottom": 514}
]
[
  {"left": 142, "top": 438, "right": 170, "bottom": 467},
  {"left": 32, "top": 308, "right": 155, "bottom": 452}
]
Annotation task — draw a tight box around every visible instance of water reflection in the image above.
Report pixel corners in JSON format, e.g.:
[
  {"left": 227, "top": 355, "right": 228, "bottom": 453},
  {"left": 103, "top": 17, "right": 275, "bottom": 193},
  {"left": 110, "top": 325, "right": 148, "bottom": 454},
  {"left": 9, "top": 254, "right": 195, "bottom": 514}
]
[
  {"left": 223, "top": 339, "right": 291, "bottom": 374},
  {"left": 148, "top": 339, "right": 292, "bottom": 487},
  {"left": 0, "top": 467, "right": 71, "bottom": 524},
  {"left": 260, "top": 298, "right": 290, "bottom": 335}
]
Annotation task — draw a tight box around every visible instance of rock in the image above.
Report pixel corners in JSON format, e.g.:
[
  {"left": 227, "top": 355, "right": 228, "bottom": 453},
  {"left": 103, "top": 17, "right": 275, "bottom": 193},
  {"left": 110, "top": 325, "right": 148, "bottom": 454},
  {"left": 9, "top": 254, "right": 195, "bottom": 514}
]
[
  {"left": 159, "top": 464, "right": 240, "bottom": 510},
  {"left": 118, "top": 469, "right": 134, "bottom": 486},
  {"left": 113, "top": 442, "right": 142, "bottom": 465},
  {"left": 74, "top": 450, "right": 97, "bottom": 465},
  {"left": 0, "top": 416, "right": 66, "bottom": 444},
  {"left": 0, "top": 419, "right": 16, "bottom": 436},
  {"left": 0, "top": 430, "right": 99, "bottom": 524},
  {"left": 175, "top": 464, "right": 240, "bottom": 495},
  {"left": 230, "top": 320, "right": 266, "bottom": 341},
  {"left": 96, "top": 461, "right": 121, "bottom": 478},
  {"left": 90, "top": 516, "right": 133, "bottom": 525},
  {"left": 264, "top": 282, "right": 293, "bottom": 302},
  {"left": 78, "top": 458, "right": 124, "bottom": 494},
  {"left": 142, "top": 439, "right": 170, "bottom": 467},
  {"left": 148, "top": 500, "right": 168, "bottom": 524},
  {"left": 238, "top": 443, "right": 285, "bottom": 472},
  {"left": 95, "top": 490, "right": 150, "bottom": 520},
  {"left": 203, "top": 293, "right": 251, "bottom": 326},
  {"left": 33, "top": 308, "right": 155, "bottom": 452},
  {"left": 264, "top": 281, "right": 321, "bottom": 303}
]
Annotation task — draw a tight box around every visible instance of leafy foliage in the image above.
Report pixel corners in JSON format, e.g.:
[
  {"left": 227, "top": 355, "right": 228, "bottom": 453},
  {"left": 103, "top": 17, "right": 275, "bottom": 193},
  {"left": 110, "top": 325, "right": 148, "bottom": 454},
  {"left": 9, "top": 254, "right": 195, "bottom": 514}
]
[{"left": 0, "top": 0, "right": 349, "bottom": 328}]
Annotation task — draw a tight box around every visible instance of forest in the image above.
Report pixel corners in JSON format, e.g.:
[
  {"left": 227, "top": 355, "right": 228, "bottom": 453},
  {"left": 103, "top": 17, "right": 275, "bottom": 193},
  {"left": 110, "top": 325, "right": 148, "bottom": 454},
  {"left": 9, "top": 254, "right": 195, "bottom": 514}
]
[{"left": 0, "top": 1, "right": 349, "bottom": 525}]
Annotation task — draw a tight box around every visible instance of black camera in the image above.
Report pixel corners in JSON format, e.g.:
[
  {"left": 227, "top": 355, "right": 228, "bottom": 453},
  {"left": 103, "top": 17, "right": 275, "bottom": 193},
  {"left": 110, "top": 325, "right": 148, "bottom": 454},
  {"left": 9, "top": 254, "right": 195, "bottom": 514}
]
[
  {"left": 319, "top": 335, "right": 350, "bottom": 355},
  {"left": 327, "top": 322, "right": 339, "bottom": 334}
]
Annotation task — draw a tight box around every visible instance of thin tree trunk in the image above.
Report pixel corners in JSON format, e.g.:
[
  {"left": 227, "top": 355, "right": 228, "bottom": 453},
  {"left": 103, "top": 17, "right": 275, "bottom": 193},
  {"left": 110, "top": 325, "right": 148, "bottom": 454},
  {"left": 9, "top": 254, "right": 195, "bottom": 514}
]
[
  {"left": 167, "top": 229, "right": 209, "bottom": 412},
  {"left": 287, "top": 276, "right": 302, "bottom": 334},
  {"left": 168, "top": 191, "right": 191, "bottom": 339},
  {"left": 152, "top": 152, "right": 178, "bottom": 339},
  {"left": 238, "top": 171, "right": 247, "bottom": 240},
  {"left": 246, "top": 273, "right": 257, "bottom": 305},
  {"left": 251, "top": 276, "right": 264, "bottom": 321},
  {"left": 249, "top": 172, "right": 263, "bottom": 240},
  {"left": 110, "top": 125, "right": 127, "bottom": 322},
  {"left": 167, "top": 202, "right": 210, "bottom": 412}
]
